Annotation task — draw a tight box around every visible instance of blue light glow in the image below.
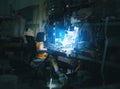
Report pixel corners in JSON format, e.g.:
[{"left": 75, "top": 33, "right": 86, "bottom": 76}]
[
  {"left": 53, "top": 26, "right": 79, "bottom": 56},
  {"left": 46, "top": 25, "right": 80, "bottom": 56},
  {"left": 61, "top": 26, "right": 79, "bottom": 47}
]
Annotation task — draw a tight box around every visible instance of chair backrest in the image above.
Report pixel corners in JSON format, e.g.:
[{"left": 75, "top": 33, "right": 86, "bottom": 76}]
[{"left": 25, "top": 35, "right": 36, "bottom": 58}]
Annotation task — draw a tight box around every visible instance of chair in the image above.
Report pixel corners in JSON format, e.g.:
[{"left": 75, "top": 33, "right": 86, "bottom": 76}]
[{"left": 24, "top": 35, "right": 36, "bottom": 63}]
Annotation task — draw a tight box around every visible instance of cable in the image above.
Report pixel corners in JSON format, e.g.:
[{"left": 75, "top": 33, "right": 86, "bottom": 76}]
[{"left": 101, "top": 17, "right": 109, "bottom": 86}]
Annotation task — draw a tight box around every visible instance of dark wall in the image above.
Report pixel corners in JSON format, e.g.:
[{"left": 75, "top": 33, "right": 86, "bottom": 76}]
[{"left": 0, "top": 0, "right": 9, "bottom": 16}]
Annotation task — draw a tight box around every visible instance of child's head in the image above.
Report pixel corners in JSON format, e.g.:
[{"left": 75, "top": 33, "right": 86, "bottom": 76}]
[{"left": 36, "top": 32, "right": 45, "bottom": 42}]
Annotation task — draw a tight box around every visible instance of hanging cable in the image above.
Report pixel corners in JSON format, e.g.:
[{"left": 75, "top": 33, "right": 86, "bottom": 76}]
[{"left": 101, "top": 17, "right": 109, "bottom": 86}]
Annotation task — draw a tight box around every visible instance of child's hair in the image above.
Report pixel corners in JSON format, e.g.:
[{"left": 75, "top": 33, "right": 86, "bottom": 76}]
[{"left": 36, "top": 32, "right": 45, "bottom": 42}]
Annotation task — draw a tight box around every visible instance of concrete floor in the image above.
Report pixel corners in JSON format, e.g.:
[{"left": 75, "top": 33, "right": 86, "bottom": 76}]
[{"left": 0, "top": 54, "right": 120, "bottom": 89}]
